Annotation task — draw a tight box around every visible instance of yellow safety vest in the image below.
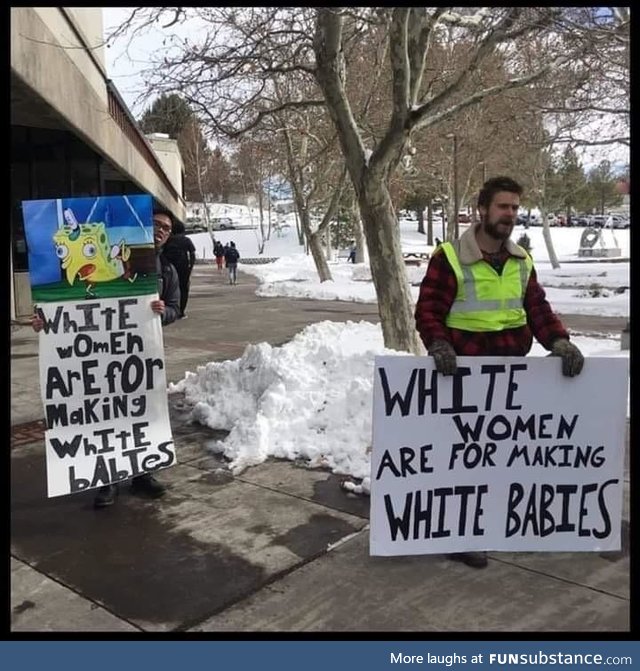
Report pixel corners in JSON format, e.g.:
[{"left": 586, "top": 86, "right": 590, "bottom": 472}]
[{"left": 440, "top": 241, "right": 533, "bottom": 332}]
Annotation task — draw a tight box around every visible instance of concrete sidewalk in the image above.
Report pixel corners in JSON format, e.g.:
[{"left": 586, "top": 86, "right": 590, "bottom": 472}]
[{"left": 10, "top": 263, "right": 629, "bottom": 632}]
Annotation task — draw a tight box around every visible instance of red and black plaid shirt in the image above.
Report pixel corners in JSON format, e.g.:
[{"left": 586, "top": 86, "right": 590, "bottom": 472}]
[{"left": 415, "top": 247, "right": 569, "bottom": 356}]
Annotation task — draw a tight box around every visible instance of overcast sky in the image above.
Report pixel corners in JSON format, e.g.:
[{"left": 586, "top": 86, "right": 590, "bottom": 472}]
[{"left": 102, "top": 8, "right": 629, "bottom": 171}]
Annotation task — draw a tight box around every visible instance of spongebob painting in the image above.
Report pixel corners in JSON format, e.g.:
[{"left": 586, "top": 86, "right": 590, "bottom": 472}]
[
  {"left": 23, "top": 194, "right": 158, "bottom": 303},
  {"left": 53, "top": 211, "right": 137, "bottom": 298}
]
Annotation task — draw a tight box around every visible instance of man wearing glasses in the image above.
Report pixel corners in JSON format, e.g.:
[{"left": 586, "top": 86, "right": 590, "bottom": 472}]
[
  {"left": 151, "top": 210, "right": 181, "bottom": 326},
  {"left": 31, "top": 206, "right": 181, "bottom": 507}
]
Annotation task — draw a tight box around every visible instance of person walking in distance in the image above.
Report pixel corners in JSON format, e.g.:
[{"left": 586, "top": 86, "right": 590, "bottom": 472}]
[
  {"left": 213, "top": 240, "right": 225, "bottom": 273},
  {"left": 347, "top": 240, "right": 357, "bottom": 263},
  {"left": 415, "top": 176, "right": 584, "bottom": 570},
  {"left": 162, "top": 218, "right": 196, "bottom": 319},
  {"left": 224, "top": 241, "right": 240, "bottom": 285},
  {"left": 31, "top": 208, "right": 181, "bottom": 509}
]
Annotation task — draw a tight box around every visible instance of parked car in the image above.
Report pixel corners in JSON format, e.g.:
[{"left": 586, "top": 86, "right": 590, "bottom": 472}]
[
  {"left": 457, "top": 212, "right": 471, "bottom": 224},
  {"left": 211, "top": 217, "right": 235, "bottom": 230},
  {"left": 610, "top": 215, "right": 629, "bottom": 229},
  {"left": 184, "top": 218, "right": 207, "bottom": 233},
  {"left": 590, "top": 215, "right": 607, "bottom": 228}
]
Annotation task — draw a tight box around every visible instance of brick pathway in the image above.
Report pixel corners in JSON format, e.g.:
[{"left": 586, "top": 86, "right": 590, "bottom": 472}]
[{"left": 11, "top": 420, "right": 46, "bottom": 448}]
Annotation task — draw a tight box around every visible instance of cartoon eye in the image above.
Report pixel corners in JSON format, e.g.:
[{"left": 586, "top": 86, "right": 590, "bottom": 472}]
[
  {"left": 55, "top": 244, "right": 69, "bottom": 259},
  {"left": 83, "top": 243, "right": 97, "bottom": 258}
]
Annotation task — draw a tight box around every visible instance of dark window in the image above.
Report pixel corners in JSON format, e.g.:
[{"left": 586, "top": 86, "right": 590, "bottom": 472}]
[
  {"left": 67, "top": 134, "right": 100, "bottom": 196},
  {"left": 30, "top": 127, "right": 69, "bottom": 198},
  {"left": 11, "top": 125, "right": 105, "bottom": 271},
  {"left": 11, "top": 126, "right": 31, "bottom": 271}
]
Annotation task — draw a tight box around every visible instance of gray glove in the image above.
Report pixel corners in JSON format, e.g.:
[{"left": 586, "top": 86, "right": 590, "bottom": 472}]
[
  {"left": 429, "top": 339, "right": 457, "bottom": 376},
  {"left": 551, "top": 338, "right": 584, "bottom": 377}
]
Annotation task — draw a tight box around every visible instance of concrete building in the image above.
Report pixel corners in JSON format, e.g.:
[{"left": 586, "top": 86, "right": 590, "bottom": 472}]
[{"left": 10, "top": 7, "right": 186, "bottom": 319}]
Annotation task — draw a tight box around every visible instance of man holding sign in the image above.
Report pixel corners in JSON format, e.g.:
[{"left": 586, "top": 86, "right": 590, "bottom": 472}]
[
  {"left": 414, "top": 176, "right": 584, "bottom": 568},
  {"left": 31, "top": 201, "right": 180, "bottom": 508}
]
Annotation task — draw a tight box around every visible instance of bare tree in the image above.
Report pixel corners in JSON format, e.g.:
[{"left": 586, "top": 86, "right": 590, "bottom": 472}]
[
  {"left": 534, "top": 8, "right": 629, "bottom": 150},
  {"left": 179, "top": 118, "right": 214, "bottom": 236},
  {"left": 313, "top": 8, "right": 577, "bottom": 352},
  {"left": 280, "top": 116, "right": 347, "bottom": 281},
  {"left": 108, "top": 7, "right": 625, "bottom": 353}
]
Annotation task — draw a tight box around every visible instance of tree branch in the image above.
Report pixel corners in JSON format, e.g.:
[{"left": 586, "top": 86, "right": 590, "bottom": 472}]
[
  {"left": 316, "top": 165, "right": 348, "bottom": 234},
  {"left": 412, "top": 63, "right": 560, "bottom": 131},
  {"left": 314, "top": 9, "right": 367, "bottom": 179},
  {"left": 407, "top": 7, "right": 447, "bottom": 105},
  {"left": 388, "top": 9, "right": 410, "bottom": 118},
  {"left": 418, "top": 7, "right": 524, "bottom": 115}
]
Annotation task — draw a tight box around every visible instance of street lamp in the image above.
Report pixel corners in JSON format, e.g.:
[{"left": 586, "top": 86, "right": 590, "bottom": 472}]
[
  {"left": 472, "top": 161, "right": 487, "bottom": 224},
  {"left": 446, "top": 133, "right": 459, "bottom": 239}
]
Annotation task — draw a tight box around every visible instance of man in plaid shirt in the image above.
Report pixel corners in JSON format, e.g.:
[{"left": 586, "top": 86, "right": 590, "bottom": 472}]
[{"left": 414, "top": 176, "right": 584, "bottom": 569}]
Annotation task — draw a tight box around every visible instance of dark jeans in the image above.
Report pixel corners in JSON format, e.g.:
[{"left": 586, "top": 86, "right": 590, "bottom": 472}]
[
  {"left": 227, "top": 264, "right": 238, "bottom": 284},
  {"left": 176, "top": 270, "right": 191, "bottom": 316}
]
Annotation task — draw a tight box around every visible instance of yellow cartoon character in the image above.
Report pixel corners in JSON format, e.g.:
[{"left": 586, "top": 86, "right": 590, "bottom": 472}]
[{"left": 53, "top": 219, "right": 136, "bottom": 298}]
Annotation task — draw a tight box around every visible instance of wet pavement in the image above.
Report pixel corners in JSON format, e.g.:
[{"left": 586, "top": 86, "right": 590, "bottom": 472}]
[{"left": 10, "top": 262, "right": 630, "bottom": 632}]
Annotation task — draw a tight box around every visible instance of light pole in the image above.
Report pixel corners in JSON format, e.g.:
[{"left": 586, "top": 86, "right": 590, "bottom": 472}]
[
  {"left": 446, "top": 133, "right": 459, "bottom": 238},
  {"left": 472, "top": 161, "right": 487, "bottom": 224}
]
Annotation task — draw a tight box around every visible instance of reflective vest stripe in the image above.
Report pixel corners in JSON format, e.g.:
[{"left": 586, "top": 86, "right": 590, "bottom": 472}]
[{"left": 450, "top": 264, "right": 503, "bottom": 312}]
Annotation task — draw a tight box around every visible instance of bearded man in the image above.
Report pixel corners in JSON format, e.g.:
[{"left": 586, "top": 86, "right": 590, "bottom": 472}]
[{"left": 414, "top": 175, "right": 584, "bottom": 569}]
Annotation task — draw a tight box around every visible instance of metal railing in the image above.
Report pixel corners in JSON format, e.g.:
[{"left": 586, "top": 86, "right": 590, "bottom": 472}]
[{"left": 106, "top": 81, "right": 181, "bottom": 203}]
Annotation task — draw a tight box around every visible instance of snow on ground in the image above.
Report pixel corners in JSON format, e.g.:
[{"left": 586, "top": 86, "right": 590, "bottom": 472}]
[
  {"left": 176, "top": 212, "right": 629, "bottom": 486},
  {"left": 189, "top": 219, "right": 629, "bottom": 318},
  {"left": 170, "top": 321, "right": 629, "bottom": 490},
  {"left": 189, "top": 222, "right": 301, "bottom": 261}
]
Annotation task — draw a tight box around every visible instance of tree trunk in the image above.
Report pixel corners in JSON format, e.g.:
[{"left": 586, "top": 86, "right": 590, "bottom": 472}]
[
  {"left": 539, "top": 207, "right": 560, "bottom": 269},
  {"left": 416, "top": 207, "right": 425, "bottom": 234},
  {"left": 295, "top": 208, "right": 331, "bottom": 279},
  {"left": 267, "top": 189, "right": 272, "bottom": 241},
  {"left": 360, "top": 178, "right": 420, "bottom": 354},
  {"left": 325, "top": 226, "right": 333, "bottom": 261},
  {"left": 446, "top": 202, "right": 457, "bottom": 241},
  {"left": 256, "top": 191, "right": 266, "bottom": 254},
  {"left": 350, "top": 197, "right": 365, "bottom": 263},
  {"left": 426, "top": 197, "right": 433, "bottom": 246},
  {"left": 293, "top": 208, "right": 304, "bottom": 246}
]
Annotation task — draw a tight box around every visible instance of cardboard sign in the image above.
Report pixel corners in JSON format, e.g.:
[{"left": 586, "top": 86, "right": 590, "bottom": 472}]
[
  {"left": 370, "top": 356, "right": 628, "bottom": 555},
  {"left": 36, "top": 297, "right": 176, "bottom": 497}
]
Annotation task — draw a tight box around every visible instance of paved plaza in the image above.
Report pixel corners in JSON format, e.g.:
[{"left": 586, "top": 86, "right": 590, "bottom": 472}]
[{"left": 10, "top": 263, "right": 629, "bottom": 632}]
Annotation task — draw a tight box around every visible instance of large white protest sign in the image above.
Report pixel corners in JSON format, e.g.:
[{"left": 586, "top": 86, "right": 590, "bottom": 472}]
[
  {"left": 38, "top": 296, "right": 176, "bottom": 497},
  {"left": 370, "top": 356, "right": 628, "bottom": 555}
]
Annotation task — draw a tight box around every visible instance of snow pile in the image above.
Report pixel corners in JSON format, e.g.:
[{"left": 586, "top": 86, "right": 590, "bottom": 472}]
[
  {"left": 169, "top": 320, "right": 627, "bottom": 490},
  {"left": 169, "top": 321, "right": 403, "bottom": 479}
]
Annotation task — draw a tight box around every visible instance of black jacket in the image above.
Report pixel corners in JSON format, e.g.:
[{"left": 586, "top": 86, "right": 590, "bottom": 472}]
[
  {"left": 157, "top": 253, "right": 181, "bottom": 325},
  {"left": 224, "top": 247, "right": 240, "bottom": 264},
  {"left": 162, "top": 234, "right": 196, "bottom": 276}
]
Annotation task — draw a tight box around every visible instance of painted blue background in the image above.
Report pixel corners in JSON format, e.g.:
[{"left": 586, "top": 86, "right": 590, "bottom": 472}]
[
  {"left": 0, "top": 641, "right": 637, "bottom": 670},
  {"left": 22, "top": 194, "right": 153, "bottom": 287}
]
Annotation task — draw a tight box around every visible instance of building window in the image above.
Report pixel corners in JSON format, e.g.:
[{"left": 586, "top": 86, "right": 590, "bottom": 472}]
[
  {"left": 67, "top": 134, "right": 101, "bottom": 196},
  {"left": 30, "top": 127, "right": 69, "bottom": 198},
  {"left": 11, "top": 125, "right": 105, "bottom": 271},
  {"left": 11, "top": 126, "right": 31, "bottom": 272}
]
